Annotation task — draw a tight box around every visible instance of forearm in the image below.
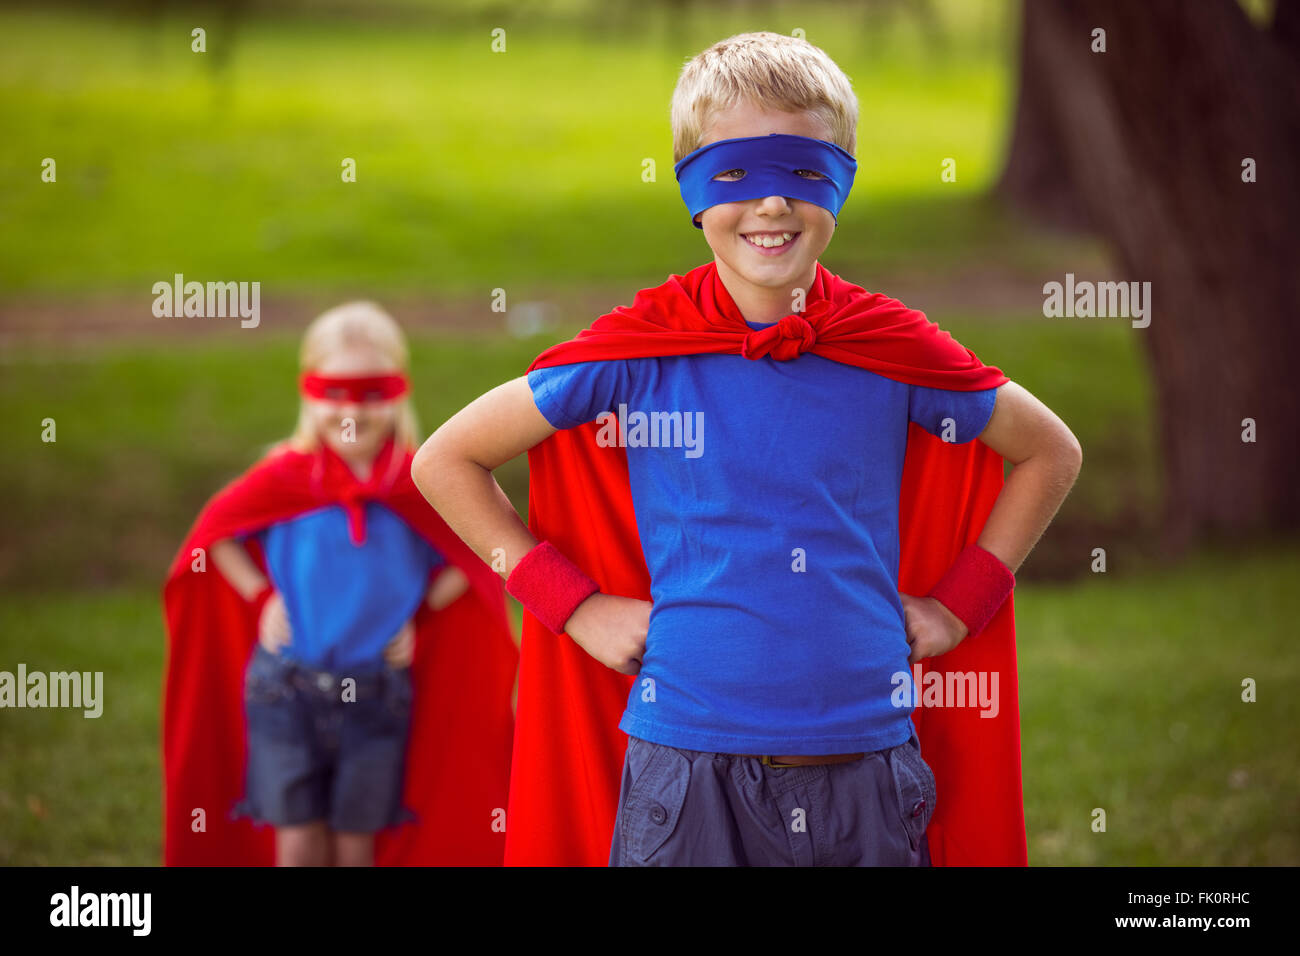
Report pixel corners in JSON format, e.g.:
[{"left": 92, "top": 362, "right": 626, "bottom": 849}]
[
  {"left": 976, "top": 444, "right": 1081, "bottom": 573},
  {"left": 412, "top": 376, "right": 559, "bottom": 579},
  {"left": 413, "top": 452, "right": 538, "bottom": 579},
  {"left": 208, "top": 538, "right": 269, "bottom": 600}
]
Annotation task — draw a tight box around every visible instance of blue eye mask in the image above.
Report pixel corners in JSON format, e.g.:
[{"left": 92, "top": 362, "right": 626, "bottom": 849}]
[{"left": 674, "top": 133, "right": 857, "bottom": 229}]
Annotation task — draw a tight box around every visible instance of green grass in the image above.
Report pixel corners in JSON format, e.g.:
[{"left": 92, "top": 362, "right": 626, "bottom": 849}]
[
  {"left": 3, "top": 541, "right": 1295, "bottom": 865},
  {"left": 0, "top": 2, "right": 1053, "bottom": 296},
  {"left": 942, "top": 310, "right": 1160, "bottom": 535},
  {"left": 0, "top": 310, "right": 1154, "bottom": 590},
  {"left": 2, "top": 315, "right": 1273, "bottom": 867},
  {"left": 0, "top": 591, "right": 163, "bottom": 865},
  {"left": 0, "top": 330, "right": 550, "bottom": 589},
  {"left": 1016, "top": 539, "right": 1300, "bottom": 865}
]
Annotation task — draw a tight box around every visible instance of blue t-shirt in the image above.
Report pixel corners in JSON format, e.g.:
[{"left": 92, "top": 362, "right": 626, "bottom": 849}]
[
  {"left": 527, "top": 324, "right": 998, "bottom": 754},
  {"left": 257, "top": 502, "right": 444, "bottom": 674}
]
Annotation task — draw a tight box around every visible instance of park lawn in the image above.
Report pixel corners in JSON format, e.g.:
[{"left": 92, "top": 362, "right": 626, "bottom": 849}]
[
  {"left": 1, "top": 540, "right": 1295, "bottom": 865},
  {"left": 0, "top": 311, "right": 1155, "bottom": 591},
  {"left": 0, "top": 310, "right": 1159, "bottom": 590},
  {"left": 0, "top": 1, "right": 1103, "bottom": 297},
  {"left": 1, "top": 316, "right": 1290, "bottom": 866},
  {"left": 1016, "top": 538, "right": 1300, "bottom": 866},
  {"left": 0, "top": 330, "right": 549, "bottom": 590}
]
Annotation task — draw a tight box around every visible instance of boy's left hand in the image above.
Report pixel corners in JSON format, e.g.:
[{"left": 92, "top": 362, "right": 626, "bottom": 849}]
[
  {"left": 384, "top": 618, "right": 416, "bottom": 669},
  {"left": 899, "top": 592, "right": 968, "bottom": 664}
]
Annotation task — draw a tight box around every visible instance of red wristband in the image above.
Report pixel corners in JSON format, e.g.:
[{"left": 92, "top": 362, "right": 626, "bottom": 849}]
[
  {"left": 926, "top": 544, "right": 1015, "bottom": 639},
  {"left": 249, "top": 582, "right": 275, "bottom": 623},
  {"left": 506, "top": 541, "right": 600, "bottom": 635}
]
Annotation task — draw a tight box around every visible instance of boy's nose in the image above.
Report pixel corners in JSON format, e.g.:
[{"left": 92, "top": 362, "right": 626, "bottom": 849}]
[{"left": 755, "top": 194, "right": 793, "bottom": 212}]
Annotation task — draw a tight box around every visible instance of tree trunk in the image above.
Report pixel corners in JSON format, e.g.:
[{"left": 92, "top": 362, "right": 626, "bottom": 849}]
[
  {"left": 997, "top": 0, "right": 1300, "bottom": 554},
  {"left": 996, "top": 0, "right": 1092, "bottom": 230}
]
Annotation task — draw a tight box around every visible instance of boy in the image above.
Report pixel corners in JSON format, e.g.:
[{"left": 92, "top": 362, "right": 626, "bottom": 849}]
[{"left": 413, "top": 32, "right": 1081, "bottom": 866}]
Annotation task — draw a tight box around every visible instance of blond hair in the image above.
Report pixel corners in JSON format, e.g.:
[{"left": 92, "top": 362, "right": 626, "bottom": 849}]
[
  {"left": 670, "top": 32, "right": 858, "bottom": 164},
  {"left": 285, "top": 301, "right": 421, "bottom": 454}
]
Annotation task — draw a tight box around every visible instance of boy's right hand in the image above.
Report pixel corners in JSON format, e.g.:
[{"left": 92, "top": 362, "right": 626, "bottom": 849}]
[
  {"left": 562, "top": 593, "right": 651, "bottom": 676},
  {"left": 258, "top": 591, "right": 293, "bottom": 655}
]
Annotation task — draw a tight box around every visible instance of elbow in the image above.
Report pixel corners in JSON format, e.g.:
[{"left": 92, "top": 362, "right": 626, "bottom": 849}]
[
  {"left": 1024, "top": 426, "right": 1081, "bottom": 476},
  {"left": 410, "top": 431, "right": 448, "bottom": 505},
  {"left": 1057, "top": 429, "right": 1083, "bottom": 478}
]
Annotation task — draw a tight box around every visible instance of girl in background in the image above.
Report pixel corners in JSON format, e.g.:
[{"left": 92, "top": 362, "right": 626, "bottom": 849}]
[{"left": 162, "top": 302, "right": 517, "bottom": 866}]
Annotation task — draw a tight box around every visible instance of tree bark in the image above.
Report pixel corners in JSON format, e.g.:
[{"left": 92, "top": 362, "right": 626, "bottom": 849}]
[
  {"left": 996, "top": 0, "right": 1092, "bottom": 230},
  {"left": 997, "top": 0, "right": 1300, "bottom": 553}
]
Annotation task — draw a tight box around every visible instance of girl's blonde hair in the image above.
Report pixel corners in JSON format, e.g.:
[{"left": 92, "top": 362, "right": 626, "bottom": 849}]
[
  {"left": 670, "top": 31, "right": 859, "bottom": 164},
  {"left": 286, "top": 301, "right": 421, "bottom": 454}
]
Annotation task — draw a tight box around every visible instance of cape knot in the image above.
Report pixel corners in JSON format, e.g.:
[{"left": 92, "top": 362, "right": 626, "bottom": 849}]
[{"left": 741, "top": 312, "right": 819, "bottom": 361}]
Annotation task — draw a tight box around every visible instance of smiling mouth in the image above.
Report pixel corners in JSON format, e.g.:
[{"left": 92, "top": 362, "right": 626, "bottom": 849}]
[{"left": 742, "top": 231, "right": 800, "bottom": 251}]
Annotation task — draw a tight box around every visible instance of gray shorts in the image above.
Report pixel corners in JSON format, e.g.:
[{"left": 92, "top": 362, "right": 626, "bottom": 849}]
[{"left": 609, "top": 727, "right": 936, "bottom": 866}]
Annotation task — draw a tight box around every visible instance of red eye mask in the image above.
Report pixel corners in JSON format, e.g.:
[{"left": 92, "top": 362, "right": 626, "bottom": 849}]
[{"left": 299, "top": 372, "right": 409, "bottom": 402}]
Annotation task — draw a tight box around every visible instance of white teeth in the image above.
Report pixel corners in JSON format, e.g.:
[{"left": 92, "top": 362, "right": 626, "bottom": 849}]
[{"left": 745, "top": 232, "right": 795, "bottom": 248}]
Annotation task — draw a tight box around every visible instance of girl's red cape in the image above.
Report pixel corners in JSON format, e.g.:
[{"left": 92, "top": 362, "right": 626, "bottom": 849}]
[
  {"left": 506, "top": 260, "right": 1027, "bottom": 866},
  {"left": 161, "top": 438, "right": 518, "bottom": 865}
]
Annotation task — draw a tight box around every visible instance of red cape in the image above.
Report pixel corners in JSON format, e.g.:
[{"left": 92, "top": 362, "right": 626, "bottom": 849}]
[
  {"left": 505, "top": 260, "right": 1026, "bottom": 866},
  {"left": 161, "top": 438, "right": 518, "bottom": 865}
]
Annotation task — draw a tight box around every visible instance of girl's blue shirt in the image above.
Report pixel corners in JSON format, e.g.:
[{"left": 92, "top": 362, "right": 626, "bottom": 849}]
[{"left": 255, "top": 502, "right": 444, "bottom": 674}]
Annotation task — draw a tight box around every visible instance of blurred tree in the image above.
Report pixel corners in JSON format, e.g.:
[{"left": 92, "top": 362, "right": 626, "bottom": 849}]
[
  {"left": 135, "top": 0, "right": 247, "bottom": 77},
  {"left": 997, "top": 0, "right": 1300, "bottom": 554}
]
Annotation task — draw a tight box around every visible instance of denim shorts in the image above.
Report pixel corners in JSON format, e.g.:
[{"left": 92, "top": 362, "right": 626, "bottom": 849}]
[
  {"left": 231, "top": 645, "right": 416, "bottom": 833},
  {"left": 609, "top": 726, "right": 936, "bottom": 866}
]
